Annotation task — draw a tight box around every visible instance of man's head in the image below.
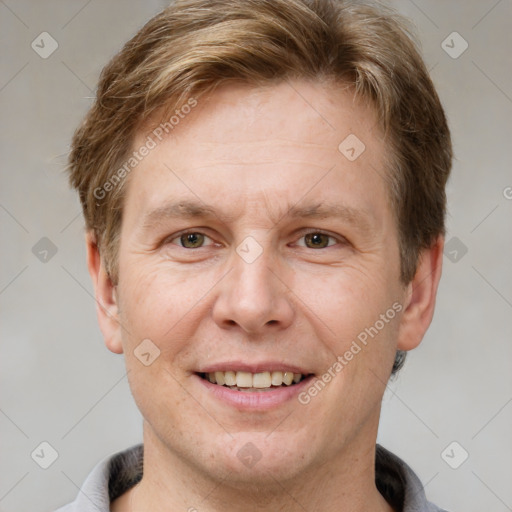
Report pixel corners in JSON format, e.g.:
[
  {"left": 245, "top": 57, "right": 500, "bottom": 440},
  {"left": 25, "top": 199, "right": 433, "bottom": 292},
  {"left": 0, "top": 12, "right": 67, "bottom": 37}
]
[
  {"left": 69, "top": 0, "right": 451, "bottom": 376},
  {"left": 69, "top": 0, "right": 451, "bottom": 498}
]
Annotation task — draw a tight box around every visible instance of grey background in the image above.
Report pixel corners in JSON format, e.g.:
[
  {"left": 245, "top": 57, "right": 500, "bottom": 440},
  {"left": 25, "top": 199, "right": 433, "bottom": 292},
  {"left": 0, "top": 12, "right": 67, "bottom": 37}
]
[{"left": 1, "top": 1, "right": 511, "bottom": 511}]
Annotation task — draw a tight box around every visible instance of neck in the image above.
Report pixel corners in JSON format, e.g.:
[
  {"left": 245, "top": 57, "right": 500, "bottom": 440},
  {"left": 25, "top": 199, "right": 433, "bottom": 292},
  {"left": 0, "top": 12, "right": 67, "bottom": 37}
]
[{"left": 113, "top": 424, "right": 394, "bottom": 512}]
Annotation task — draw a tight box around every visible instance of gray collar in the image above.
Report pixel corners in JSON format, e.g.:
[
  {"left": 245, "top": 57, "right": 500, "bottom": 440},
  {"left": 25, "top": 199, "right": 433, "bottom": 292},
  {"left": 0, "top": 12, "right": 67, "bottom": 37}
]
[{"left": 55, "top": 444, "right": 447, "bottom": 512}]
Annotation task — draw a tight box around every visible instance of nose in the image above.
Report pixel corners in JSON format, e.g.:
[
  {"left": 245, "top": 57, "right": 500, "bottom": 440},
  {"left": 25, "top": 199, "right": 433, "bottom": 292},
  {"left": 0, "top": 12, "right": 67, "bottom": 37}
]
[{"left": 211, "top": 246, "right": 294, "bottom": 335}]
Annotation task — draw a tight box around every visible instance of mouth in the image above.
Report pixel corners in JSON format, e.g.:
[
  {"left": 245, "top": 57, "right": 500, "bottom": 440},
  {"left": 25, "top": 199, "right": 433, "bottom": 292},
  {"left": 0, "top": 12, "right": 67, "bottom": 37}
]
[{"left": 197, "top": 370, "right": 311, "bottom": 392}]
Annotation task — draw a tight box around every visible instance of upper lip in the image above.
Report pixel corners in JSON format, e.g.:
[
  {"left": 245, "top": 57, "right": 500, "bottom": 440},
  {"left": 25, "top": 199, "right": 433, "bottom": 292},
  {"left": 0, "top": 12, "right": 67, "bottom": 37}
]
[{"left": 196, "top": 361, "right": 313, "bottom": 375}]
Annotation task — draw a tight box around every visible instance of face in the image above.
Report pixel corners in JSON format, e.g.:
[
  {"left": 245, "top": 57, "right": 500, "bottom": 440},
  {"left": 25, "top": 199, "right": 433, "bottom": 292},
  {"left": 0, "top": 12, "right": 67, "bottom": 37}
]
[{"left": 94, "top": 80, "right": 426, "bottom": 486}]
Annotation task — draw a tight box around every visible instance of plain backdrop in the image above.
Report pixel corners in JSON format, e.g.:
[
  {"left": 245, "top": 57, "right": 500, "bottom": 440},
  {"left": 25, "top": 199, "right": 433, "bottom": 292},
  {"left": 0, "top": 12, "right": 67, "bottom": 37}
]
[{"left": 1, "top": 1, "right": 511, "bottom": 511}]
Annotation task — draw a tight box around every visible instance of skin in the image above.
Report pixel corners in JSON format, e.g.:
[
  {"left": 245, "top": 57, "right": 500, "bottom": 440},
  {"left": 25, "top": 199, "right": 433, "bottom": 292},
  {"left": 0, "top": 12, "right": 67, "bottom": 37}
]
[{"left": 87, "top": 79, "right": 443, "bottom": 512}]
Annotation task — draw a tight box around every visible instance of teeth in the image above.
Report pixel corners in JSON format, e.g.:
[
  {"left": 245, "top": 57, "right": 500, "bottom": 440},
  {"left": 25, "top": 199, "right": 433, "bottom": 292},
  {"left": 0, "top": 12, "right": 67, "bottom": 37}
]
[
  {"left": 282, "top": 372, "right": 294, "bottom": 386},
  {"left": 253, "top": 372, "right": 271, "bottom": 388},
  {"left": 214, "top": 371, "right": 225, "bottom": 386},
  {"left": 236, "top": 371, "right": 253, "bottom": 388},
  {"left": 271, "top": 371, "right": 283, "bottom": 386},
  {"left": 224, "top": 371, "right": 236, "bottom": 386},
  {"left": 204, "top": 370, "right": 305, "bottom": 388}
]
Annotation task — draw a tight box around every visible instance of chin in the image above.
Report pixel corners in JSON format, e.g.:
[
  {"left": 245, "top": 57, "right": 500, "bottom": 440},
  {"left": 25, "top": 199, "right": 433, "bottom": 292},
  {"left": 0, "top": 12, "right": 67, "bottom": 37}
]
[{"left": 193, "top": 430, "right": 315, "bottom": 486}]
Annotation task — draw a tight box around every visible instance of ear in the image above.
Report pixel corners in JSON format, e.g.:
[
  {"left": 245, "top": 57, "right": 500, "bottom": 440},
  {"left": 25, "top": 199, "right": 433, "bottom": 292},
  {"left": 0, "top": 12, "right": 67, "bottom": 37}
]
[
  {"left": 85, "top": 231, "right": 123, "bottom": 354},
  {"left": 397, "top": 235, "right": 444, "bottom": 351}
]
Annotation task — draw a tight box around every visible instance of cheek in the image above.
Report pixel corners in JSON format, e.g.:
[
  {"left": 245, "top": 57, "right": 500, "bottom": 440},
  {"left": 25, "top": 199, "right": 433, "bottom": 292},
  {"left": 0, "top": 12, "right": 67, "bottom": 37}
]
[
  {"left": 292, "top": 262, "right": 402, "bottom": 388},
  {"left": 293, "top": 262, "right": 391, "bottom": 334},
  {"left": 116, "top": 258, "right": 221, "bottom": 364},
  {"left": 117, "top": 261, "right": 182, "bottom": 349}
]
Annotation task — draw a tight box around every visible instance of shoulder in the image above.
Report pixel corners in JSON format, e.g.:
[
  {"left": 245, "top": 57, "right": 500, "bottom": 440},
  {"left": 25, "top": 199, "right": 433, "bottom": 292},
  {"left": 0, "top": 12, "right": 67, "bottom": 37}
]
[
  {"left": 376, "top": 444, "right": 450, "bottom": 512},
  {"left": 54, "top": 444, "right": 143, "bottom": 512}
]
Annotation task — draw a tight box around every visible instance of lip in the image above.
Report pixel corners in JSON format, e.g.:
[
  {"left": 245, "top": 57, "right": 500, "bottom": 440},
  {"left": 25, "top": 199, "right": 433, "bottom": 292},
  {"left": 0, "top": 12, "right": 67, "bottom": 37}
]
[
  {"left": 197, "top": 361, "right": 311, "bottom": 374},
  {"left": 194, "top": 373, "right": 315, "bottom": 410}
]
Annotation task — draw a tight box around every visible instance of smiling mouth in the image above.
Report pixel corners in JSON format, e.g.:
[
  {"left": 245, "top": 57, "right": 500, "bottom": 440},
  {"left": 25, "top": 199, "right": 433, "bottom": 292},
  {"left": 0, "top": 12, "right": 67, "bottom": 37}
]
[{"left": 197, "top": 371, "right": 312, "bottom": 392}]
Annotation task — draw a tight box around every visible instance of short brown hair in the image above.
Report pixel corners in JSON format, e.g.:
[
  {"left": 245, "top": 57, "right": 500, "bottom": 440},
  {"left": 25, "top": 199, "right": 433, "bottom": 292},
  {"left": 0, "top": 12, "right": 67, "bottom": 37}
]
[{"left": 68, "top": 0, "right": 452, "bottom": 374}]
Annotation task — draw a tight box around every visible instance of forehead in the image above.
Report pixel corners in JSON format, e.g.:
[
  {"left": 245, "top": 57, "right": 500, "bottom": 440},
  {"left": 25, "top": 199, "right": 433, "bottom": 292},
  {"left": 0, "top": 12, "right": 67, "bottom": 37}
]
[
  {"left": 146, "top": 80, "right": 384, "bottom": 149},
  {"left": 126, "top": 80, "right": 392, "bottom": 229}
]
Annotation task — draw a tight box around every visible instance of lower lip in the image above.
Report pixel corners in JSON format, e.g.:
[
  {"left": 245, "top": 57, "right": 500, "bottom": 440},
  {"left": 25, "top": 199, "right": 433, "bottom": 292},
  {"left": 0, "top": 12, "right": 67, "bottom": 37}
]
[{"left": 195, "top": 374, "right": 315, "bottom": 410}]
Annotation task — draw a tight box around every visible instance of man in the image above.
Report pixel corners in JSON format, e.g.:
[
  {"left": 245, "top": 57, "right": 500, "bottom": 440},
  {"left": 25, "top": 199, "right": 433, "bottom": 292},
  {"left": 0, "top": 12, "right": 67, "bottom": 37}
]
[{"left": 57, "top": 0, "right": 452, "bottom": 510}]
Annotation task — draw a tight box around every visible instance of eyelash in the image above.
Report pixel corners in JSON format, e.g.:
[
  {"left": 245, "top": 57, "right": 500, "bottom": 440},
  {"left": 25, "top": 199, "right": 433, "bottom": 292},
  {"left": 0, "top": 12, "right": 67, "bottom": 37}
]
[{"left": 165, "top": 229, "right": 344, "bottom": 250}]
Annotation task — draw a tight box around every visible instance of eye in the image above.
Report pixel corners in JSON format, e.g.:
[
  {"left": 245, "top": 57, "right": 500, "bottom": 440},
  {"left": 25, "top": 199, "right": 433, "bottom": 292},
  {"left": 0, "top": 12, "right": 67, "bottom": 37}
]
[
  {"left": 168, "top": 231, "right": 214, "bottom": 249},
  {"left": 164, "top": 229, "right": 343, "bottom": 251},
  {"left": 296, "top": 231, "right": 340, "bottom": 249}
]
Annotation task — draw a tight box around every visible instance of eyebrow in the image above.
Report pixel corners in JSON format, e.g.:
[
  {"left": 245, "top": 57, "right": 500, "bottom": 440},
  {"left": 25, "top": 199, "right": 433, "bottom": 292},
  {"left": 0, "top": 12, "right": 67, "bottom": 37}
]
[{"left": 140, "top": 199, "right": 374, "bottom": 232}]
